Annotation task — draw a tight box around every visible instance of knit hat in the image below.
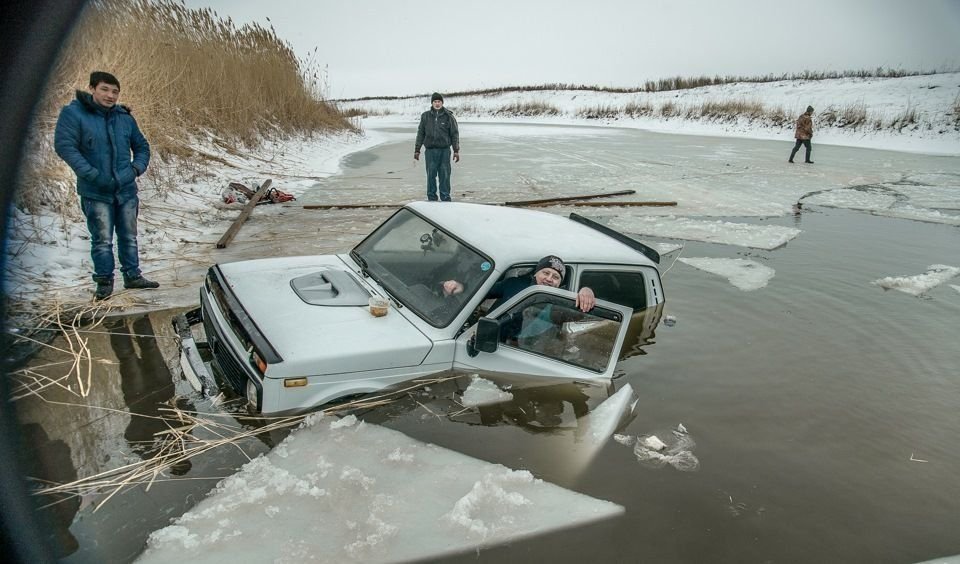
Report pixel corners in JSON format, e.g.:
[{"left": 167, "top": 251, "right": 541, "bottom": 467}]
[
  {"left": 535, "top": 255, "right": 565, "bottom": 281},
  {"left": 431, "top": 92, "right": 444, "bottom": 102},
  {"left": 806, "top": 105, "right": 814, "bottom": 113}
]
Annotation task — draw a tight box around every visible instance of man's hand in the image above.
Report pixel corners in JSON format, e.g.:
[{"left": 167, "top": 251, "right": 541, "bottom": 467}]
[
  {"left": 575, "top": 287, "right": 596, "bottom": 312},
  {"left": 414, "top": 151, "right": 420, "bottom": 161},
  {"left": 442, "top": 280, "right": 464, "bottom": 296},
  {"left": 453, "top": 152, "right": 460, "bottom": 163}
]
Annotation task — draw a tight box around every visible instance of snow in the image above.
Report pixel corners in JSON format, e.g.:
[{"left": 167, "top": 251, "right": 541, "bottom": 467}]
[
  {"left": 11, "top": 73, "right": 960, "bottom": 304},
  {"left": 872, "top": 264, "right": 960, "bottom": 296},
  {"left": 136, "top": 413, "right": 624, "bottom": 563},
  {"left": 342, "top": 73, "right": 960, "bottom": 156},
  {"left": 460, "top": 375, "right": 514, "bottom": 407},
  {"left": 678, "top": 258, "right": 776, "bottom": 291}
]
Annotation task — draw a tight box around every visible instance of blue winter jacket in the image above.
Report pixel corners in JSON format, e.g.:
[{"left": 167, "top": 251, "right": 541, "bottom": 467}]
[{"left": 54, "top": 90, "right": 150, "bottom": 204}]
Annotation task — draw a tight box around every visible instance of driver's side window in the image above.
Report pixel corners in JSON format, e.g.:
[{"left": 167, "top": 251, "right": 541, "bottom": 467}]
[{"left": 495, "top": 293, "right": 623, "bottom": 373}]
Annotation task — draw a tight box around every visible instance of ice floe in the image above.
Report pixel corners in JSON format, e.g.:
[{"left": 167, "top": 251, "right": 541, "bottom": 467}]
[
  {"left": 608, "top": 215, "right": 801, "bottom": 250},
  {"left": 678, "top": 257, "right": 776, "bottom": 291},
  {"left": 872, "top": 264, "right": 960, "bottom": 296},
  {"left": 137, "top": 414, "right": 623, "bottom": 563},
  {"left": 618, "top": 423, "right": 700, "bottom": 472},
  {"left": 461, "top": 376, "right": 514, "bottom": 407}
]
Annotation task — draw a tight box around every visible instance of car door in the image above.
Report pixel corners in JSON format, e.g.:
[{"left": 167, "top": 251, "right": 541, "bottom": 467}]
[{"left": 453, "top": 286, "right": 633, "bottom": 385}]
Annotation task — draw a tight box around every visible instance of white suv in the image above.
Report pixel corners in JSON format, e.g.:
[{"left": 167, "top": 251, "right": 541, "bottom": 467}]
[{"left": 178, "top": 202, "right": 665, "bottom": 415}]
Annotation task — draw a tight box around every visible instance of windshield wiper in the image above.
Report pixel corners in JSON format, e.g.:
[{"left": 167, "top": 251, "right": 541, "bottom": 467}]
[{"left": 351, "top": 251, "right": 369, "bottom": 278}]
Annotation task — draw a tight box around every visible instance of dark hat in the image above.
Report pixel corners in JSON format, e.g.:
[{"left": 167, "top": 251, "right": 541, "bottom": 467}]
[
  {"left": 431, "top": 92, "right": 444, "bottom": 102},
  {"left": 535, "top": 255, "right": 565, "bottom": 281},
  {"left": 806, "top": 105, "right": 814, "bottom": 113}
]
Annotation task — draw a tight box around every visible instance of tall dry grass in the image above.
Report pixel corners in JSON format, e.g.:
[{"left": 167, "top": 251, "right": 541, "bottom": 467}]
[{"left": 20, "top": 0, "right": 353, "bottom": 212}]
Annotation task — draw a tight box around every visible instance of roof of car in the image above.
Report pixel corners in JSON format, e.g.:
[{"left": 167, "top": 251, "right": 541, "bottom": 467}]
[{"left": 406, "top": 201, "right": 657, "bottom": 269}]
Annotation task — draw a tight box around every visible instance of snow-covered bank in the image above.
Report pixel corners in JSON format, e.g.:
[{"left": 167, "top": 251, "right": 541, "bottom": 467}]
[
  {"left": 341, "top": 73, "right": 960, "bottom": 156},
  {"left": 7, "top": 129, "right": 385, "bottom": 305},
  {"left": 8, "top": 73, "right": 960, "bottom": 311}
]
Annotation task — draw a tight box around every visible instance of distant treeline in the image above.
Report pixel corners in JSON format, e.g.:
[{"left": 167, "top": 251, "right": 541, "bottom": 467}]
[{"left": 337, "top": 67, "right": 949, "bottom": 102}]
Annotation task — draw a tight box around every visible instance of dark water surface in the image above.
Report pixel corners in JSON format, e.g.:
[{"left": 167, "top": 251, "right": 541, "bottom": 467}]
[{"left": 12, "top": 126, "right": 960, "bottom": 563}]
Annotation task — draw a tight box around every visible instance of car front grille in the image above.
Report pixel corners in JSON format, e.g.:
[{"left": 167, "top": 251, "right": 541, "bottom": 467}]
[{"left": 203, "top": 293, "right": 251, "bottom": 398}]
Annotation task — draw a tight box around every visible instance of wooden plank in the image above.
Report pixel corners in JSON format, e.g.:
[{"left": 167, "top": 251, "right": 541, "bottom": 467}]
[
  {"left": 301, "top": 190, "right": 639, "bottom": 211},
  {"left": 525, "top": 200, "right": 677, "bottom": 207},
  {"left": 302, "top": 203, "right": 402, "bottom": 210},
  {"left": 501, "top": 190, "right": 635, "bottom": 207},
  {"left": 216, "top": 179, "right": 272, "bottom": 249}
]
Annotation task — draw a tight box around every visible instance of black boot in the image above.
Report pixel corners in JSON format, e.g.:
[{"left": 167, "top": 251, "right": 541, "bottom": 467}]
[
  {"left": 94, "top": 280, "right": 114, "bottom": 300},
  {"left": 804, "top": 160, "right": 814, "bottom": 164},
  {"left": 124, "top": 275, "right": 160, "bottom": 289}
]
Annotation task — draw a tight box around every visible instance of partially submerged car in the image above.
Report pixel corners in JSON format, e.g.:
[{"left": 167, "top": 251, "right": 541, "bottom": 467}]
[{"left": 177, "top": 202, "right": 665, "bottom": 415}]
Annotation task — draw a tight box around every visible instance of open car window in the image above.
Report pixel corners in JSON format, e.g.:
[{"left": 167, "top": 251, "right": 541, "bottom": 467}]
[
  {"left": 352, "top": 209, "right": 493, "bottom": 327},
  {"left": 490, "top": 287, "right": 630, "bottom": 374}
]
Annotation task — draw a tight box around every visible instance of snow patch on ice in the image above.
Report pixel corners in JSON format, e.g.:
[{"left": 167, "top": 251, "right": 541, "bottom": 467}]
[
  {"left": 872, "top": 264, "right": 960, "bottom": 296},
  {"left": 331, "top": 414, "right": 360, "bottom": 429},
  {"left": 461, "top": 375, "right": 514, "bottom": 407},
  {"left": 442, "top": 470, "right": 535, "bottom": 538},
  {"left": 679, "top": 257, "right": 776, "bottom": 291}
]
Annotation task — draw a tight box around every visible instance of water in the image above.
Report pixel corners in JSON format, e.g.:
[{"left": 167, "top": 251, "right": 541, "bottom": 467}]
[{"left": 13, "top": 124, "right": 960, "bottom": 562}]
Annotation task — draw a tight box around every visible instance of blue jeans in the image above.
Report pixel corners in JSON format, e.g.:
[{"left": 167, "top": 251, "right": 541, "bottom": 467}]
[
  {"left": 81, "top": 196, "right": 141, "bottom": 282},
  {"left": 424, "top": 147, "right": 452, "bottom": 201}
]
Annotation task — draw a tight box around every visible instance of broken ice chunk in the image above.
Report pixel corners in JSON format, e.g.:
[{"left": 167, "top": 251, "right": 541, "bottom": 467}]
[{"left": 640, "top": 435, "right": 667, "bottom": 451}]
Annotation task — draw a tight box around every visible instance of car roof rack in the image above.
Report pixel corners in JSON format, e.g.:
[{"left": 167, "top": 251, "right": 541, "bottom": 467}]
[{"left": 568, "top": 213, "right": 661, "bottom": 264}]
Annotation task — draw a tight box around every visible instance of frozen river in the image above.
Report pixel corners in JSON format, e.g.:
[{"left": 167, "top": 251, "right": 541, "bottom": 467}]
[{"left": 15, "top": 123, "right": 960, "bottom": 562}]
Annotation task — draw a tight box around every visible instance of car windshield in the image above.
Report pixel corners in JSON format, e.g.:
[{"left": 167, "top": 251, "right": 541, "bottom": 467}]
[{"left": 352, "top": 209, "right": 493, "bottom": 327}]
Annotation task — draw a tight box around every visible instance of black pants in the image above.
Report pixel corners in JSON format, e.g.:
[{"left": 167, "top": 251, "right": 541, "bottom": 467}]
[{"left": 790, "top": 139, "right": 812, "bottom": 162}]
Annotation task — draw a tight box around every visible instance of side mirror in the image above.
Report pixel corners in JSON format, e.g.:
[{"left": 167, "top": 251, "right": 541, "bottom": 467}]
[{"left": 470, "top": 317, "right": 499, "bottom": 355}]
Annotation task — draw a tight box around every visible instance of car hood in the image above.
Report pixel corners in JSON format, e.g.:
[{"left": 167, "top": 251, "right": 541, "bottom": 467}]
[{"left": 217, "top": 255, "right": 433, "bottom": 378}]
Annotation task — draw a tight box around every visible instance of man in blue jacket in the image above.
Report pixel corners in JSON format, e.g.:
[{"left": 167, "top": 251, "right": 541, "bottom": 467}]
[
  {"left": 54, "top": 71, "right": 158, "bottom": 300},
  {"left": 414, "top": 92, "right": 460, "bottom": 202}
]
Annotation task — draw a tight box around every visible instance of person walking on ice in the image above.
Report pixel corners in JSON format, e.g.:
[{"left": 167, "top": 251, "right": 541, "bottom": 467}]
[
  {"left": 414, "top": 92, "right": 460, "bottom": 201},
  {"left": 789, "top": 105, "right": 815, "bottom": 164}
]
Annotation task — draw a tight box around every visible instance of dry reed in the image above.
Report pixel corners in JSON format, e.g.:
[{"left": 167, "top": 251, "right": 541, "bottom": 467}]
[
  {"left": 19, "top": 0, "right": 354, "bottom": 212},
  {"left": 30, "top": 375, "right": 461, "bottom": 511}
]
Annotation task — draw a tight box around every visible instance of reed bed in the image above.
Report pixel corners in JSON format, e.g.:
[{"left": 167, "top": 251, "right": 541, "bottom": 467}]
[
  {"left": 30, "top": 375, "right": 460, "bottom": 511},
  {"left": 20, "top": 0, "right": 354, "bottom": 212}
]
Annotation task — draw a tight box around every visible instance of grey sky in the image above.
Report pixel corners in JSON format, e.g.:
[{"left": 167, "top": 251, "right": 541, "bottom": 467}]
[{"left": 185, "top": 0, "right": 960, "bottom": 99}]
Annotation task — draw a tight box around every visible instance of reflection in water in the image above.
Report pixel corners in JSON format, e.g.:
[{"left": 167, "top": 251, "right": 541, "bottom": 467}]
[
  {"left": 19, "top": 423, "right": 80, "bottom": 558},
  {"left": 109, "top": 316, "right": 193, "bottom": 475},
  {"left": 474, "top": 383, "right": 591, "bottom": 430},
  {"left": 618, "top": 302, "right": 664, "bottom": 362}
]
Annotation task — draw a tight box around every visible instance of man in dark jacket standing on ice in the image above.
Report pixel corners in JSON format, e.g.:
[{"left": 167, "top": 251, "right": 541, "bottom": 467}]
[
  {"left": 414, "top": 92, "right": 460, "bottom": 201},
  {"left": 54, "top": 71, "right": 158, "bottom": 300},
  {"left": 788, "top": 105, "right": 815, "bottom": 164}
]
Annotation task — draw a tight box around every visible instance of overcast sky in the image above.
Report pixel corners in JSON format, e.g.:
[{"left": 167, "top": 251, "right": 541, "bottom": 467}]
[{"left": 185, "top": 0, "right": 960, "bottom": 100}]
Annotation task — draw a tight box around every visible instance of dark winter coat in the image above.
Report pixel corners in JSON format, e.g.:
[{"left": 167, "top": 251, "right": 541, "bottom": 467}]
[
  {"left": 415, "top": 107, "right": 460, "bottom": 153},
  {"left": 794, "top": 112, "right": 814, "bottom": 140},
  {"left": 54, "top": 90, "right": 150, "bottom": 204},
  {"left": 487, "top": 275, "right": 534, "bottom": 312}
]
